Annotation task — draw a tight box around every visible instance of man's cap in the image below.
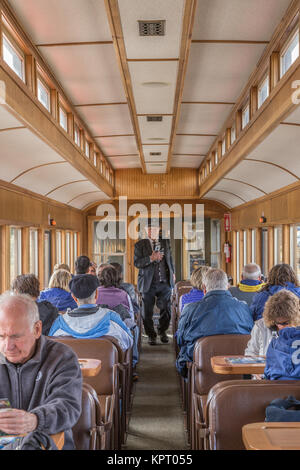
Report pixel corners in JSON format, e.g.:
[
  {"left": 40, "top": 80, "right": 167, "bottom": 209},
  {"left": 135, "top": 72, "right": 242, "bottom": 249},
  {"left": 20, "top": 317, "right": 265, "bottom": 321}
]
[{"left": 69, "top": 274, "right": 99, "bottom": 299}]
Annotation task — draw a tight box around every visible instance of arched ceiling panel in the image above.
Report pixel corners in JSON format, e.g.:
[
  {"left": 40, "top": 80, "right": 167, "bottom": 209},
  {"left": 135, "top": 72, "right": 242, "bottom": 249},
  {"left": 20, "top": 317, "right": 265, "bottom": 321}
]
[
  {"left": 247, "top": 124, "right": 300, "bottom": 178},
  {"left": 0, "top": 107, "right": 24, "bottom": 130},
  {"left": 0, "top": 128, "right": 64, "bottom": 182},
  {"left": 70, "top": 191, "right": 110, "bottom": 210},
  {"left": 47, "top": 181, "right": 102, "bottom": 205},
  {"left": 226, "top": 160, "right": 297, "bottom": 194},
  {"left": 203, "top": 190, "right": 240, "bottom": 208},
  {"left": 214, "top": 179, "right": 266, "bottom": 202},
  {"left": 13, "top": 162, "right": 86, "bottom": 196}
]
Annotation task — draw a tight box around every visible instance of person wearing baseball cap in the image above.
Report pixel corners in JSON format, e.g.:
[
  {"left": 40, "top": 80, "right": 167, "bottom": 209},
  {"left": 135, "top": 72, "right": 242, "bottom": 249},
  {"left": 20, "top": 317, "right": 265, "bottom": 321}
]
[{"left": 49, "top": 274, "right": 133, "bottom": 351}]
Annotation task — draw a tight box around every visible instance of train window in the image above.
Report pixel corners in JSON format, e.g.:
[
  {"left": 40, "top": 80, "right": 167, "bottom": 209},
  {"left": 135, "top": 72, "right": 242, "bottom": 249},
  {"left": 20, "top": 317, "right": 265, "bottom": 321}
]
[
  {"left": 56, "top": 231, "right": 62, "bottom": 264},
  {"left": 85, "top": 139, "right": 90, "bottom": 158},
  {"left": 65, "top": 232, "right": 71, "bottom": 267},
  {"left": 29, "top": 229, "right": 39, "bottom": 276},
  {"left": 211, "top": 219, "right": 221, "bottom": 268},
  {"left": 231, "top": 124, "right": 236, "bottom": 144},
  {"left": 214, "top": 151, "right": 218, "bottom": 166},
  {"left": 93, "top": 220, "right": 126, "bottom": 273},
  {"left": 258, "top": 75, "right": 269, "bottom": 108},
  {"left": 274, "top": 225, "right": 283, "bottom": 264},
  {"left": 261, "top": 228, "right": 268, "bottom": 277},
  {"left": 221, "top": 138, "right": 226, "bottom": 157},
  {"left": 251, "top": 229, "right": 256, "bottom": 263},
  {"left": 290, "top": 225, "right": 300, "bottom": 280},
  {"left": 59, "top": 105, "right": 68, "bottom": 132},
  {"left": 2, "top": 33, "right": 25, "bottom": 82},
  {"left": 74, "top": 124, "right": 80, "bottom": 147},
  {"left": 73, "top": 232, "right": 78, "bottom": 266},
  {"left": 9, "top": 227, "right": 22, "bottom": 283},
  {"left": 243, "top": 230, "right": 247, "bottom": 265},
  {"left": 94, "top": 152, "right": 97, "bottom": 167},
  {"left": 37, "top": 77, "right": 50, "bottom": 112},
  {"left": 242, "top": 103, "right": 250, "bottom": 129},
  {"left": 236, "top": 231, "right": 240, "bottom": 282},
  {"left": 280, "top": 29, "right": 299, "bottom": 77},
  {"left": 44, "top": 231, "right": 51, "bottom": 288}
]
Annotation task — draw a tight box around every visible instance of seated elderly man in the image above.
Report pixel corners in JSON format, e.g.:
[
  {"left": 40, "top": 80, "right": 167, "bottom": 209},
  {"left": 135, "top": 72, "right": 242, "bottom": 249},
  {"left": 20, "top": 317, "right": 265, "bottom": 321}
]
[
  {"left": 229, "top": 263, "right": 264, "bottom": 306},
  {"left": 49, "top": 274, "right": 133, "bottom": 351},
  {"left": 176, "top": 268, "right": 253, "bottom": 378},
  {"left": 0, "top": 292, "right": 82, "bottom": 449}
]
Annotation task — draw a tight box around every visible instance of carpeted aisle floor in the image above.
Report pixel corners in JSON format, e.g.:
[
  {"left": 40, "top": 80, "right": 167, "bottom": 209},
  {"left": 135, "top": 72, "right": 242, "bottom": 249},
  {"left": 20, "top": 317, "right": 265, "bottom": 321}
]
[{"left": 125, "top": 333, "right": 189, "bottom": 450}]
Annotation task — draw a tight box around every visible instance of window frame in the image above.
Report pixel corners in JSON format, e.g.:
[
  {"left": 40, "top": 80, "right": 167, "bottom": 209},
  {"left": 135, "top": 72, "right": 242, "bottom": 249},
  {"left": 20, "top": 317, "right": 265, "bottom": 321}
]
[
  {"left": 280, "top": 27, "right": 299, "bottom": 78},
  {"left": 37, "top": 75, "right": 51, "bottom": 112},
  {"left": 2, "top": 30, "right": 25, "bottom": 82},
  {"left": 59, "top": 104, "right": 68, "bottom": 132},
  {"left": 258, "top": 74, "right": 269, "bottom": 108},
  {"left": 242, "top": 102, "right": 250, "bottom": 129}
]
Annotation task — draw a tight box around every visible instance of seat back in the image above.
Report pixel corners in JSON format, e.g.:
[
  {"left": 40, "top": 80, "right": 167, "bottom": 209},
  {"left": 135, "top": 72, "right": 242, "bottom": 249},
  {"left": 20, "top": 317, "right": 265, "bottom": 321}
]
[
  {"left": 206, "top": 380, "right": 300, "bottom": 450},
  {"left": 73, "top": 383, "right": 101, "bottom": 450},
  {"left": 193, "top": 334, "right": 251, "bottom": 396}
]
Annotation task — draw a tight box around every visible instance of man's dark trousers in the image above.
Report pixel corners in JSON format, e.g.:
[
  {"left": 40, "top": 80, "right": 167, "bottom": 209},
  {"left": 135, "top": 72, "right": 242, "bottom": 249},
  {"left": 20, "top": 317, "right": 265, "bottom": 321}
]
[{"left": 142, "top": 281, "right": 171, "bottom": 338}]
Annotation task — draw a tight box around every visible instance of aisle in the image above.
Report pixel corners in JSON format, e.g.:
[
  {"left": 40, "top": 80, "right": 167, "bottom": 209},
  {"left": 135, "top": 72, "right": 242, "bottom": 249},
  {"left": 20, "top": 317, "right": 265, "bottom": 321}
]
[{"left": 125, "top": 333, "right": 189, "bottom": 450}]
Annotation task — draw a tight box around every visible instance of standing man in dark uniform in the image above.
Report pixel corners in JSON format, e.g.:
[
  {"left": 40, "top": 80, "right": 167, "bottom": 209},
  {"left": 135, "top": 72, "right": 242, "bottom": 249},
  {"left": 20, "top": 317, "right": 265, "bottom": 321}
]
[{"left": 134, "top": 219, "right": 175, "bottom": 345}]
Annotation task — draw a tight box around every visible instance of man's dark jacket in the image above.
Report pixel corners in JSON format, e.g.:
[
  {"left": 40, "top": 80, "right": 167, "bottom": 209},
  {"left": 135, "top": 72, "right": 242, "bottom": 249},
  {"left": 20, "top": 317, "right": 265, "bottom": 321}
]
[
  {"left": 0, "top": 335, "right": 82, "bottom": 449},
  {"left": 134, "top": 237, "right": 175, "bottom": 293}
]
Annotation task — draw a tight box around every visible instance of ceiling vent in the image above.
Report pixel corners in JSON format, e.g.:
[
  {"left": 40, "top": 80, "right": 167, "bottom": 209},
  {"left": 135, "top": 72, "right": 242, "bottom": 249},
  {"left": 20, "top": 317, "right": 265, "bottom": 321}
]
[
  {"left": 138, "top": 20, "right": 166, "bottom": 37},
  {"left": 147, "top": 116, "right": 163, "bottom": 122},
  {"left": 150, "top": 152, "right": 162, "bottom": 156}
]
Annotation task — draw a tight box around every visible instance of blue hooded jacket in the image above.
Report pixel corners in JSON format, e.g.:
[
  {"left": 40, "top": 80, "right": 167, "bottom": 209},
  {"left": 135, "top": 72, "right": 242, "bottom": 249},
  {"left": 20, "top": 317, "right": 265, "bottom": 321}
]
[
  {"left": 176, "top": 290, "right": 253, "bottom": 377},
  {"left": 264, "top": 327, "right": 300, "bottom": 381},
  {"left": 39, "top": 287, "right": 77, "bottom": 312},
  {"left": 250, "top": 283, "right": 300, "bottom": 321}
]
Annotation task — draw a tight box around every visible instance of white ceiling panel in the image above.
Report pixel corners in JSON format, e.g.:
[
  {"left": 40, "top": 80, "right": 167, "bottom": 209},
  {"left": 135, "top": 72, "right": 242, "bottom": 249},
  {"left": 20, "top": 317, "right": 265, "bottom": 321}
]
[
  {"left": 247, "top": 124, "right": 300, "bottom": 178},
  {"left": 108, "top": 156, "right": 141, "bottom": 169},
  {"left": 48, "top": 180, "right": 100, "bottom": 205},
  {"left": 13, "top": 162, "right": 86, "bottom": 197},
  {"left": 78, "top": 104, "right": 133, "bottom": 137},
  {"left": 146, "top": 162, "right": 167, "bottom": 173},
  {"left": 182, "top": 43, "right": 266, "bottom": 102},
  {"left": 118, "top": 0, "right": 184, "bottom": 59},
  {"left": 171, "top": 155, "right": 205, "bottom": 168},
  {"left": 203, "top": 190, "right": 238, "bottom": 208},
  {"left": 193, "top": 0, "right": 291, "bottom": 41},
  {"left": 0, "top": 128, "right": 64, "bottom": 182},
  {"left": 227, "top": 160, "right": 297, "bottom": 194},
  {"left": 95, "top": 136, "right": 138, "bottom": 156},
  {"left": 138, "top": 115, "right": 173, "bottom": 143},
  {"left": 214, "top": 179, "right": 266, "bottom": 202},
  {"left": 9, "top": 0, "right": 112, "bottom": 44},
  {"left": 70, "top": 191, "right": 110, "bottom": 210},
  {"left": 0, "top": 106, "right": 24, "bottom": 130},
  {"left": 173, "top": 135, "right": 216, "bottom": 154},
  {"left": 129, "top": 61, "right": 178, "bottom": 114},
  {"left": 39, "top": 44, "right": 126, "bottom": 105},
  {"left": 177, "top": 103, "right": 234, "bottom": 135},
  {"left": 143, "top": 145, "right": 169, "bottom": 162}
]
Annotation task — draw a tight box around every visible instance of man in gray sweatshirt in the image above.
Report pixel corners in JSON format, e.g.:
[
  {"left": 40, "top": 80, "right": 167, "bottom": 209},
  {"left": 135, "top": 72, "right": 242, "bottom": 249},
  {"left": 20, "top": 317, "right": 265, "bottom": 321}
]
[{"left": 0, "top": 292, "right": 82, "bottom": 449}]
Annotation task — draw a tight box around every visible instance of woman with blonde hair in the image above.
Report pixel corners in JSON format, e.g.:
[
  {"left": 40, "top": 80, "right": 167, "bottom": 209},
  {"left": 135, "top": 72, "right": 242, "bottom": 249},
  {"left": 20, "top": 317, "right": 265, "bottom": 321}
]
[
  {"left": 39, "top": 269, "right": 77, "bottom": 312},
  {"left": 179, "top": 266, "right": 210, "bottom": 313}
]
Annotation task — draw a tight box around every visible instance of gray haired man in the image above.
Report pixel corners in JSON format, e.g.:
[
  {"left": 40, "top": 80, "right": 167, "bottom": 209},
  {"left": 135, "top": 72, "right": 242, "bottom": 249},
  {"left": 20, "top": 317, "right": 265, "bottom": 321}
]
[
  {"left": 229, "top": 263, "right": 264, "bottom": 306},
  {"left": 0, "top": 292, "right": 82, "bottom": 449}
]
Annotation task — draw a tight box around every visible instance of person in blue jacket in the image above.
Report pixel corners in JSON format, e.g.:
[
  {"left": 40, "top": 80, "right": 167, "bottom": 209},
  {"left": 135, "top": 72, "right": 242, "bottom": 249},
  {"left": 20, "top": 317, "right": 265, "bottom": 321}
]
[
  {"left": 39, "top": 269, "right": 77, "bottom": 312},
  {"left": 250, "top": 264, "right": 300, "bottom": 321},
  {"left": 263, "top": 289, "right": 300, "bottom": 380},
  {"left": 176, "top": 268, "right": 253, "bottom": 378}
]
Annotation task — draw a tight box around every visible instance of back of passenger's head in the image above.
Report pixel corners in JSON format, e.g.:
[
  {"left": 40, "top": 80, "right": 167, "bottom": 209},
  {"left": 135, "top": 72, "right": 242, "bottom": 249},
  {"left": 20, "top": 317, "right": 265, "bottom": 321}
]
[
  {"left": 0, "top": 291, "right": 39, "bottom": 330},
  {"left": 75, "top": 255, "right": 90, "bottom": 274},
  {"left": 203, "top": 269, "right": 228, "bottom": 292},
  {"left": 265, "top": 264, "right": 299, "bottom": 289},
  {"left": 96, "top": 263, "right": 113, "bottom": 278},
  {"left": 12, "top": 274, "right": 40, "bottom": 299},
  {"left": 110, "top": 262, "right": 123, "bottom": 284},
  {"left": 263, "top": 289, "right": 300, "bottom": 329},
  {"left": 49, "top": 269, "right": 72, "bottom": 292},
  {"left": 54, "top": 263, "right": 71, "bottom": 273},
  {"left": 242, "top": 263, "right": 261, "bottom": 281},
  {"left": 69, "top": 274, "right": 99, "bottom": 304},
  {"left": 98, "top": 266, "right": 118, "bottom": 288},
  {"left": 190, "top": 266, "right": 211, "bottom": 290}
]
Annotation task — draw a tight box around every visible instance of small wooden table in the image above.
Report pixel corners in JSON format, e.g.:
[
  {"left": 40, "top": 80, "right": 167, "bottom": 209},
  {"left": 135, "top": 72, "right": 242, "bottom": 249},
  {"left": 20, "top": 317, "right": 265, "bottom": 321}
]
[
  {"left": 78, "top": 358, "right": 102, "bottom": 377},
  {"left": 211, "top": 355, "right": 266, "bottom": 375},
  {"left": 242, "top": 422, "right": 300, "bottom": 450}
]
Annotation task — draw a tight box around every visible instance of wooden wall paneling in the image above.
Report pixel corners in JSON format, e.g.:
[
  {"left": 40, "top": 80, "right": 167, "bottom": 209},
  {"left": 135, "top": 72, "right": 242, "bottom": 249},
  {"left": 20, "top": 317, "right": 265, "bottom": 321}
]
[
  {"left": 255, "top": 228, "right": 262, "bottom": 268},
  {"left": 50, "top": 89, "right": 58, "bottom": 121},
  {"left": 217, "top": 141, "right": 222, "bottom": 162},
  {"left": 1, "top": 226, "right": 10, "bottom": 292},
  {"left": 250, "top": 86, "right": 258, "bottom": 119},
  {"left": 25, "top": 55, "right": 36, "bottom": 94},
  {"left": 268, "top": 226, "right": 274, "bottom": 272},
  {"left": 270, "top": 51, "right": 280, "bottom": 91},
  {"left": 246, "top": 228, "right": 252, "bottom": 264},
  {"left": 21, "top": 226, "right": 29, "bottom": 274},
  {"left": 282, "top": 224, "right": 290, "bottom": 263},
  {"left": 235, "top": 110, "right": 242, "bottom": 139},
  {"left": 225, "top": 129, "right": 231, "bottom": 152},
  {"left": 51, "top": 229, "right": 56, "bottom": 272}
]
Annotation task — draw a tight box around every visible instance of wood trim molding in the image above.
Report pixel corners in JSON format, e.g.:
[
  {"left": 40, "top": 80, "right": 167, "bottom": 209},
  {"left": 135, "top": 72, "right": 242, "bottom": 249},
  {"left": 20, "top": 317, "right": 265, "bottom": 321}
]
[
  {"left": 192, "top": 40, "right": 270, "bottom": 45},
  {"left": 245, "top": 158, "right": 300, "bottom": 181},
  {"left": 45, "top": 179, "right": 88, "bottom": 197},
  {"left": 104, "top": 0, "right": 146, "bottom": 173},
  {"left": 10, "top": 161, "right": 67, "bottom": 184},
  {"left": 36, "top": 41, "right": 114, "bottom": 47},
  {"left": 74, "top": 102, "right": 128, "bottom": 107},
  {"left": 166, "top": 0, "right": 197, "bottom": 173}
]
